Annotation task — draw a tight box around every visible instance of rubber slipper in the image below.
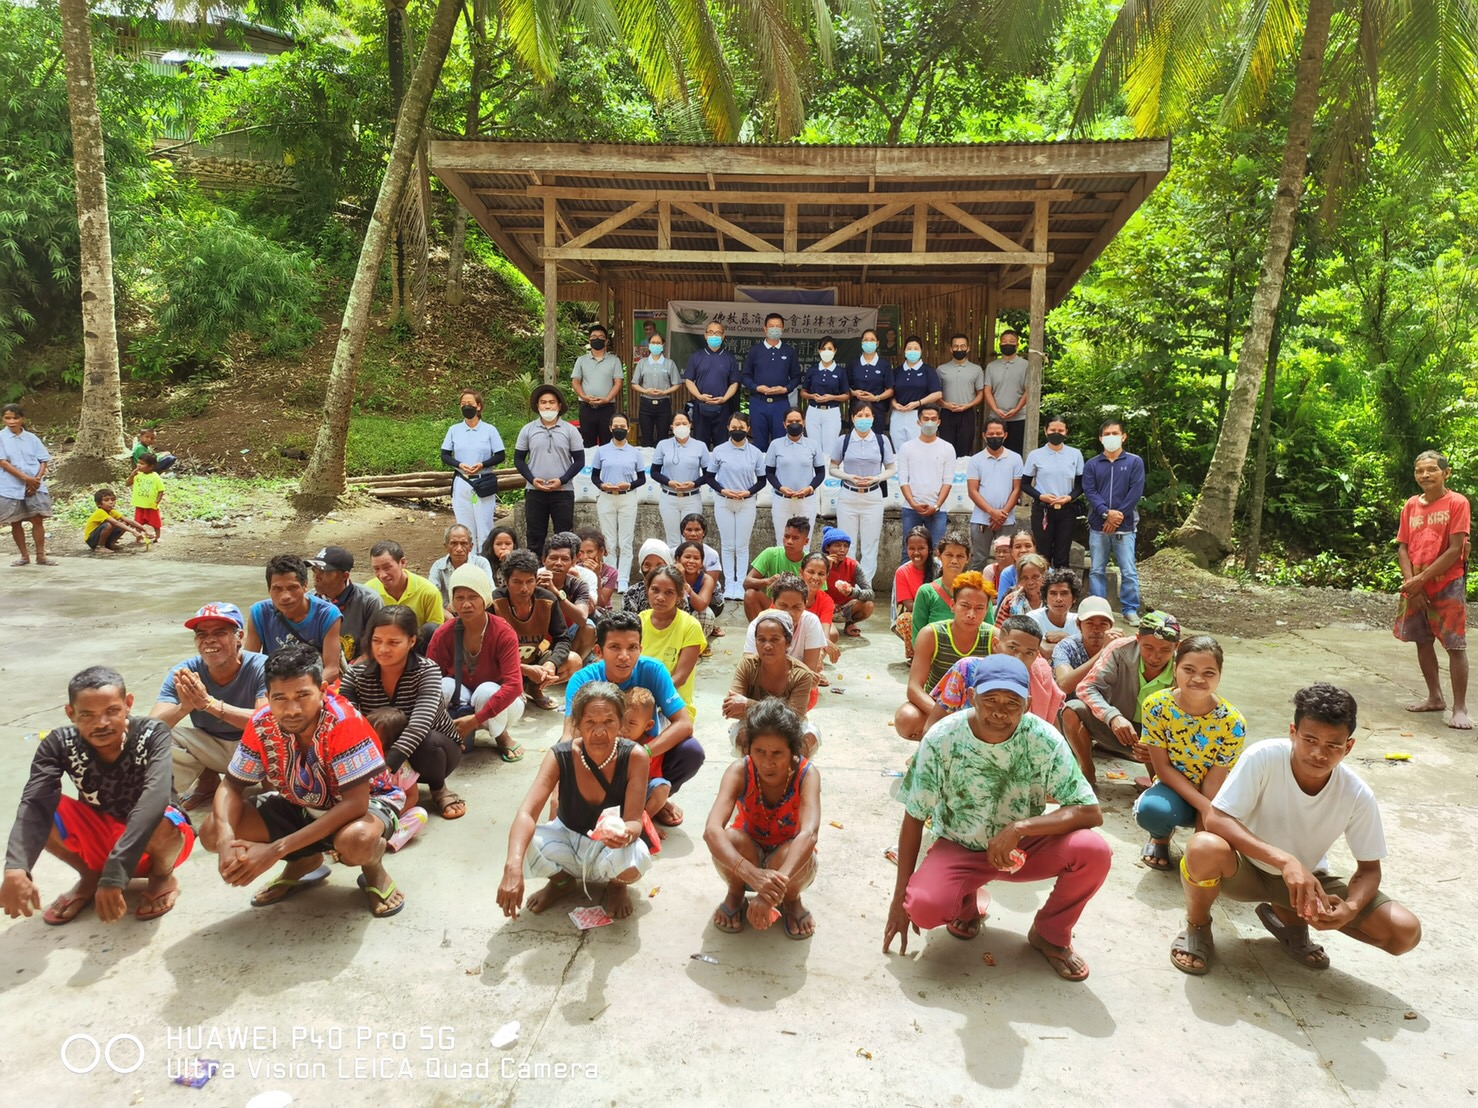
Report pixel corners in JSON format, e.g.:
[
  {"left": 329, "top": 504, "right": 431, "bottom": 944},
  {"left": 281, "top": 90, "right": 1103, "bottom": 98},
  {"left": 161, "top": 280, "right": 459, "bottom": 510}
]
[
  {"left": 1028, "top": 926, "right": 1090, "bottom": 982},
  {"left": 498, "top": 743, "right": 526, "bottom": 763},
  {"left": 653, "top": 802, "right": 684, "bottom": 827},
  {"left": 251, "top": 863, "right": 331, "bottom": 908},
  {"left": 36, "top": 558, "right": 60, "bottom": 566},
  {"left": 783, "top": 909, "right": 814, "bottom": 940},
  {"left": 434, "top": 791, "right": 467, "bottom": 819},
  {"left": 43, "top": 892, "right": 92, "bottom": 926},
  {"left": 1141, "top": 839, "right": 1174, "bottom": 871},
  {"left": 844, "top": 624, "right": 862, "bottom": 637},
  {"left": 135, "top": 886, "right": 180, "bottom": 921},
  {"left": 1171, "top": 921, "right": 1214, "bottom": 976},
  {"left": 713, "top": 900, "right": 745, "bottom": 933},
  {"left": 357, "top": 873, "right": 405, "bottom": 918},
  {"left": 1255, "top": 902, "right": 1329, "bottom": 969},
  {"left": 10, "top": 559, "right": 30, "bottom": 567}
]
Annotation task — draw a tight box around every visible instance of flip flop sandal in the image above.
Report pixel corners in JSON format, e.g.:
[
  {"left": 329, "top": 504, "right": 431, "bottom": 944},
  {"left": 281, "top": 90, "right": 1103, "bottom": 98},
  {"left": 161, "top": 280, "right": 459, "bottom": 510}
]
[
  {"left": 135, "top": 886, "right": 180, "bottom": 921},
  {"left": 357, "top": 873, "right": 405, "bottom": 918},
  {"left": 1029, "top": 927, "right": 1091, "bottom": 982},
  {"left": 713, "top": 900, "right": 745, "bottom": 933},
  {"left": 844, "top": 624, "right": 862, "bottom": 637},
  {"left": 434, "top": 791, "right": 467, "bottom": 819},
  {"left": 1255, "top": 902, "right": 1330, "bottom": 969},
  {"left": 946, "top": 914, "right": 984, "bottom": 940},
  {"left": 528, "top": 692, "right": 558, "bottom": 711},
  {"left": 783, "top": 909, "right": 814, "bottom": 940},
  {"left": 36, "top": 558, "right": 60, "bottom": 566},
  {"left": 43, "top": 892, "right": 92, "bottom": 925},
  {"left": 498, "top": 743, "right": 526, "bottom": 763},
  {"left": 251, "top": 863, "right": 331, "bottom": 908},
  {"left": 653, "top": 802, "right": 684, "bottom": 827},
  {"left": 1141, "top": 839, "right": 1174, "bottom": 871},
  {"left": 1171, "top": 921, "right": 1215, "bottom": 975},
  {"left": 10, "top": 559, "right": 31, "bottom": 567}
]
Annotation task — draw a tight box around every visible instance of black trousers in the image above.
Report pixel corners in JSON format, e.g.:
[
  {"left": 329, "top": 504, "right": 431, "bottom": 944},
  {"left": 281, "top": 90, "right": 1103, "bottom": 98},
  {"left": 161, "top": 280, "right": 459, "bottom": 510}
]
[
  {"left": 524, "top": 488, "right": 575, "bottom": 558},
  {"left": 1003, "top": 419, "right": 1026, "bottom": 458},
  {"left": 638, "top": 398, "right": 672, "bottom": 447},
  {"left": 579, "top": 401, "right": 615, "bottom": 448},
  {"left": 940, "top": 407, "right": 978, "bottom": 457},
  {"left": 693, "top": 405, "right": 730, "bottom": 449},
  {"left": 392, "top": 730, "right": 463, "bottom": 792},
  {"left": 1031, "top": 499, "right": 1078, "bottom": 570}
]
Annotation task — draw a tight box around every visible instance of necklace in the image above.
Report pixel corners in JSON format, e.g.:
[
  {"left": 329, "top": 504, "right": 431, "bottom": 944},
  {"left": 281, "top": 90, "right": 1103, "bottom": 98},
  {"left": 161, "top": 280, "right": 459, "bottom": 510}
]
[{"left": 580, "top": 739, "right": 620, "bottom": 772}]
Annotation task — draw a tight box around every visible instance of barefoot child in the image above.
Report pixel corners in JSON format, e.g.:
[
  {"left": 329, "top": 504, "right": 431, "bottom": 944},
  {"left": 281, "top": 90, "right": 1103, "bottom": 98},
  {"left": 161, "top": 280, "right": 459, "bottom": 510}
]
[
  {"left": 84, "top": 488, "right": 150, "bottom": 553},
  {"left": 127, "top": 452, "right": 166, "bottom": 542},
  {"left": 1395, "top": 449, "right": 1470, "bottom": 730},
  {"left": 0, "top": 402, "right": 56, "bottom": 566}
]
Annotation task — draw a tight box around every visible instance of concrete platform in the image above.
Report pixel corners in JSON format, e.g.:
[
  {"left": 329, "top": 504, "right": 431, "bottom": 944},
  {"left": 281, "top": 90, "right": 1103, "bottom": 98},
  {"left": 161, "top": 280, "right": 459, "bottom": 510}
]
[{"left": 2, "top": 558, "right": 1473, "bottom": 1107}]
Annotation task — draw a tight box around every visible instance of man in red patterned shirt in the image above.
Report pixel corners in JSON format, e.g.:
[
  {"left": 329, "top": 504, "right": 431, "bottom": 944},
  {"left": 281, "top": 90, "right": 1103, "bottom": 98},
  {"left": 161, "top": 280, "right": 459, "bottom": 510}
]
[{"left": 199, "top": 644, "right": 407, "bottom": 916}]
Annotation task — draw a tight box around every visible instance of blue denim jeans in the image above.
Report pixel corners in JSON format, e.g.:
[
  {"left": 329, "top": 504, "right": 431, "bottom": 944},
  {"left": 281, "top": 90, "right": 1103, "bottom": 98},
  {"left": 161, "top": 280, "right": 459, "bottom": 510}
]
[
  {"left": 1133, "top": 782, "right": 1199, "bottom": 838},
  {"left": 1088, "top": 529, "right": 1140, "bottom": 616},
  {"left": 900, "top": 505, "right": 949, "bottom": 560}
]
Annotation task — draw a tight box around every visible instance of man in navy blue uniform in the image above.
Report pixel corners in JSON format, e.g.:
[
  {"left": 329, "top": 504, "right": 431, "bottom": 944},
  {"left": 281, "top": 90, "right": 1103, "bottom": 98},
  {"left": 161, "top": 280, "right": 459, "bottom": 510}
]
[
  {"left": 742, "top": 313, "right": 801, "bottom": 451},
  {"left": 685, "top": 320, "right": 742, "bottom": 448}
]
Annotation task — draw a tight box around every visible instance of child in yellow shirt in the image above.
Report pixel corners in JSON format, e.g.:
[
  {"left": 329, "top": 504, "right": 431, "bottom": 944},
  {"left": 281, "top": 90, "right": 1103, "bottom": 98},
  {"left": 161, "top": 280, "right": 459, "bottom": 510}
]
[
  {"left": 83, "top": 488, "right": 149, "bottom": 553},
  {"left": 126, "top": 452, "right": 166, "bottom": 540}
]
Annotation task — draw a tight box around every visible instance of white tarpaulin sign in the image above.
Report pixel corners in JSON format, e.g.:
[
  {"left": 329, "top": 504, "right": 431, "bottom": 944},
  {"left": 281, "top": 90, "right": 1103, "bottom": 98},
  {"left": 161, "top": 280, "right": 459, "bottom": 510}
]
[{"left": 665, "top": 300, "right": 879, "bottom": 369}]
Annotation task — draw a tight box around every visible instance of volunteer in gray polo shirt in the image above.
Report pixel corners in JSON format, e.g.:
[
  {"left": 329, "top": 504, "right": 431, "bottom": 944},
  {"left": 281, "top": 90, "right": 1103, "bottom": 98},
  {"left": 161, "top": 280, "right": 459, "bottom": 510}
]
[
  {"left": 965, "top": 416, "right": 1025, "bottom": 570},
  {"left": 984, "top": 329, "right": 1029, "bottom": 457},
  {"left": 631, "top": 331, "right": 683, "bottom": 446},
  {"left": 1022, "top": 415, "right": 1086, "bottom": 570},
  {"left": 308, "top": 544, "right": 383, "bottom": 663},
  {"left": 936, "top": 333, "right": 986, "bottom": 458},
  {"left": 571, "top": 323, "right": 625, "bottom": 448},
  {"left": 149, "top": 603, "right": 268, "bottom": 811},
  {"left": 514, "top": 385, "right": 586, "bottom": 558},
  {"left": 764, "top": 406, "right": 828, "bottom": 547}
]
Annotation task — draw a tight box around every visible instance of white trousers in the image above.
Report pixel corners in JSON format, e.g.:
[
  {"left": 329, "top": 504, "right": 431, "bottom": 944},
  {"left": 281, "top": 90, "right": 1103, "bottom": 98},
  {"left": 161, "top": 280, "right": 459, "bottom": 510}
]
[
  {"left": 890, "top": 409, "right": 920, "bottom": 448},
  {"left": 771, "top": 493, "right": 819, "bottom": 549},
  {"left": 596, "top": 491, "right": 641, "bottom": 591},
  {"left": 440, "top": 676, "right": 525, "bottom": 739},
  {"left": 451, "top": 478, "right": 498, "bottom": 550},
  {"left": 804, "top": 406, "right": 842, "bottom": 452},
  {"left": 713, "top": 495, "right": 758, "bottom": 599},
  {"left": 526, "top": 818, "right": 652, "bottom": 892},
  {"left": 658, "top": 491, "right": 703, "bottom": 549},
  {"left": 835, "top": 486, "right": 885, "bottom": 589}
]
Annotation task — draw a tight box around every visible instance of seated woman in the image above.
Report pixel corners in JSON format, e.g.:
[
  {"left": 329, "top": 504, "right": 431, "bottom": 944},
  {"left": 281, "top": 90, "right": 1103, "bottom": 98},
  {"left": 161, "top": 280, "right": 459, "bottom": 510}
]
[
  {"left": 623, "top": 539, "right": 694, "bottom": 617},
  {"left": 480, "top": 526, "right": 519, "bottom": 588},
  {"left": 891, "top": 525, "right": 938, "bottom": 660},
  {"left": 704, "top": 698, "right": 821, "bottom": 938},
  {"left": 802, "top": 553, "right": 842, "bottom": 671},
  {"left": 894, "top": 571, "right": 995, "bottom": 741},
  {"left": 725, "top": 611, "right": 819, "bottom": 754},
  {"left": 908, "top": 531, "right": 978, "bottom": 649},
  {"left": 640, "top": 565, "right": 706, "bottom": 720},
  {"left": 675, "top": 539, "right": 723, "bottom": 642},
  {"left": 982, "top": 533, "right": 1012, "bottom": 589},
  {"left": 497, "top": 681, "right": 653, "bottom": 921},
  {"left": 425, "top": 564, "right": 526, "bottom": 760},
  {"left": 1134, "top": 635, "right": 1246, "bottom": 871},
  {"left": 994, "top": 552, "right": 1047, "bottom": 631},
  {"left": 743, "top": 574, "right": 826, "bottom": 679},
  {"left": 339, "top": 605, "right": 467, "bottom": 819},
  {"left": 577, "top": 528, "right": 619, "bottom": 611}
]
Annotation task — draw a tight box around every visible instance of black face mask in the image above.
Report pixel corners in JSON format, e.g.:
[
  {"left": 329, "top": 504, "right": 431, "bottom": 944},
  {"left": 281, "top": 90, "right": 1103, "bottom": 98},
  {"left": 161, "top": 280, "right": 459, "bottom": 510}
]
[
  {"left": 785, "top": 423, "right": 804, "bottom": 438},
  {"left": 999, "top": 344, "right": 1018, "bottom": 356},
  {"left": 952, "top": 349, "right": 968, "bottom": 360},
  {"left": 1046, "top": 432, "right": 1066, "bottom": 446},
  {"left": 461, "top": 404, "right": 478, "bottom": 419},
  {"left": 590, "top": 337, "right": 607, "bottom": 350},
  {"left": 730, "top": 430, "right": 747, "bottom": 443},
  {"left": 612, "top": 428, "right": 628, "bottom": 441},
  {"left": 985, "top": 436, "right": 1006, "bottom": 450}
]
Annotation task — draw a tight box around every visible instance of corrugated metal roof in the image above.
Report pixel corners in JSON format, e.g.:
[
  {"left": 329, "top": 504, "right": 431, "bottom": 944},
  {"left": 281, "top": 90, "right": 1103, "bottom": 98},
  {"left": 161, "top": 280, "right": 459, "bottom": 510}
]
[{"left": 157, "top": 49, "right": 272, "bottom": 68}]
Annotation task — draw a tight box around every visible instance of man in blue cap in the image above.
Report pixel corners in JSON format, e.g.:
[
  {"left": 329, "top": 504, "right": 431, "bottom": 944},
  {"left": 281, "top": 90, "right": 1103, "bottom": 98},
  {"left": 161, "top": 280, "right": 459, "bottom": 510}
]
[{"left": 884, "top": 655, "right": 1109, "bottom": 982}]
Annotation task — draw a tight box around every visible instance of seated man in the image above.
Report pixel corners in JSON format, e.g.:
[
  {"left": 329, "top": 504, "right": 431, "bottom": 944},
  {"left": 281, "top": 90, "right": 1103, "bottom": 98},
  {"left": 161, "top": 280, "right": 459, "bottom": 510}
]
[
  {"left": 743, "top": 516, "right": 811, "bottom": 621},
  {"left": 308, "top": 545, "right": 382, "bottom": 665},
  {"left": 368, "top": 540, "right": 445, "bottom": 650},
  {"left": 199, "top": 644, "right": 406, "bottom": 917},
  {"left": 894, "top": 571, "right": 994, "bottom": 741},
  {"left": 493, "top": 549, "right": 577, "bottom": 710},
  {"left": 150, "top": 603, "right": 267, "bottom": 811},
  {"left": 564, "top": 610, "right": 701, "bottom": 828},
  {"left": 244, "top": 553, "right": 344, "bottom": 685},
  {"left": 884, "top": 656, "right": 1108, "bottom": 981},
  {"left": 1030, "top": 568, "right": 1082, "bottom": 659},
  {"left": 428, "top": 524, "right": 494, "bottom": 621},
  {"left": 1052, "top": 596, "right": 1123, "bottom": 696},
  {"left": 821, "top": 527, "right": 876, "bottom": 636},
  {"left": 1171, "top": 683, "right": 1422, "bottom": 976},
  {"left": 540, "top": 532, "right": 597, "bottom": 662},
  {"left": 926, "top": 614, "right": 1065, "bottom": 728},
  {"left": 1059, "top": 610, "right": 1179, "bottom": 787},
  {"left": 2, "top": 667, "right": 193, "bottom": 925}
]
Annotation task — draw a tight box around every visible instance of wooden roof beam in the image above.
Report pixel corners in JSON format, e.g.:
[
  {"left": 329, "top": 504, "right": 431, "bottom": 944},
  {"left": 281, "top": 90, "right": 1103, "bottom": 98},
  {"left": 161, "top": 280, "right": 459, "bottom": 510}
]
[
  {"left": 669, "top": 200, "right": 780, "bottom": 254},
  {"left": 542, "top": 247, "right": 1051, "bottom": 266},
  {"left": 508, "top": 185, "right": 1075, "bottom": 205},
  {"left": 560, "top": 199, "right": 654, "bottom": 250}
]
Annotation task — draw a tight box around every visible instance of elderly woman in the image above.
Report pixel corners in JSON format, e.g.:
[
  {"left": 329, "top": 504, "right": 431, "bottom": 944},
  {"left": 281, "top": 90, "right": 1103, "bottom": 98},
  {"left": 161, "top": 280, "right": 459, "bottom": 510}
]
[
  {"left": 497, "top": 681, "right": 653, "bottom": 921},
  {"left": 429, "top": 524, "right": 494, "bottom": 620},
  {"left": 743, "top": 574, "right": 825, "bottom": 678},
  {"left": 726, "top": 610, "right": 819, "bottom": 754},
  {"left": 623, "top": 538, "right": 693, "bottom": 617},
  {"left": 425, "top": 564, "right": 526, "bottom": 761},
  {"left": 705, "top": 698, "right": 821, "bottom": 938},
  {"left": 995, "top": 552, "right": 1048, "bottom": 631}
]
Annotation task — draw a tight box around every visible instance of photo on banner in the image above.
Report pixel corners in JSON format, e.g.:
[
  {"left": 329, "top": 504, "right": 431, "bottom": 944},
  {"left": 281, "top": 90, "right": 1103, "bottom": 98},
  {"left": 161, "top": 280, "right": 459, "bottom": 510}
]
[
  {"left": 876, "top": 305, "right": 902, "bottom": 361},
  {"left": 632, "top": 309, "right": 667, "bottom": 360},
  {"left": 665, "top": 301, "right": 880, "bottom": 370}
]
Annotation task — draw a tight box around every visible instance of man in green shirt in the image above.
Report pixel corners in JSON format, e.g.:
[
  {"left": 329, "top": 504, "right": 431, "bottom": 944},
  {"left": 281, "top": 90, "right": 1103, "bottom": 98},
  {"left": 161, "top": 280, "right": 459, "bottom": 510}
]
[
  {"left": 367, "top": 540, "right": 446, "bottom": 653},
  {"left": 884, "top": 655, "right": 1108, "bottom": 982},
  {"left": 741, "top": 516, "right": 812, "bottom": 621}
]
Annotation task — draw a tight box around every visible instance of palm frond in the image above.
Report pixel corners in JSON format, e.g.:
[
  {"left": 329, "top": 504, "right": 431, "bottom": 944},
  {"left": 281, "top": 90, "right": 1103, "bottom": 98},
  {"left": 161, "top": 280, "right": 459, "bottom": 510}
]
[
  {"left": 1379, "top": 0, "right": 1478, "bottom": 172},
  {"left": 1220, "top": 0, "right": 1305, "bottom": 124},
  {"left": 1309, "top": 0, "right": 1383, "bottom": 221},
  {"left": 1072, "top": 0, "right": 1157, "bottom": 132},
  {"left": 1129, "top": 0, "right": 1240, "bottom": 133},
  {"left": 666, "top": 0, "right": 743, "bottom": 139},
  {"left": 608, "top": 0, "right": 683, "bottom": 102},
  {"left": 811, "top": 0, "right": 836, "bottom": 68},
  {"left": 497, "top": 0, "right": 560, "bottom": 80},
  {"left": 725, "top": 0, "right": 810, "bottom": 138}
]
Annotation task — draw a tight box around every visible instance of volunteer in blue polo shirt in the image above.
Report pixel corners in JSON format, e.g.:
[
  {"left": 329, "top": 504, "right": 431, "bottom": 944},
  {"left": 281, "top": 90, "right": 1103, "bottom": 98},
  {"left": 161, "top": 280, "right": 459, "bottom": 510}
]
[
  {"left": 889, "top": 336, "right": 943, "bottom": 449},
  {"left": 849, "top": 327, "right": 895, "bottom": 438},
  {"left": 684, "top": 320, "right": 742, "bottom": 448},
  {"left": 765, "top": 407, "right": 828, "bottom": 547},
  {"left": 650, "top": 411, "right": 711, "bottom": 548},
  {"left": 800, "top": 335, "right": 850, "bottom": 450},
  {"left": 442, "top": 388, "right": 507, "bottom": 550},
  {"left": 828, "top": 401, "right": 896, "bottom": 591},
  {"left": 1022, "top": 414, "right": 1086, "bottom": 570},
  {"left": 705, "top": 412, "right": 767, "bottom": 602},
  {"left": 742, "top": 313, "right": 801, "bottom": 451}
]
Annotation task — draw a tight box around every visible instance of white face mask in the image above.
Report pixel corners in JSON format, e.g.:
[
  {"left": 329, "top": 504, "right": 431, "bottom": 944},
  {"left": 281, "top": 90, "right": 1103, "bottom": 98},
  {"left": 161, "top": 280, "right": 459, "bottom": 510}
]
[
  {"left": 1101, "top": 434, "right": 1123, "bottom": 452},
  {"left": 674, "top": 425, "right": 691, "bottom": 442},
  {"left": 539, "top": 409, "right": 559, "bottom": 423},
  {"left": 819, "top": 349, "right": 835, "bottom": 363}
]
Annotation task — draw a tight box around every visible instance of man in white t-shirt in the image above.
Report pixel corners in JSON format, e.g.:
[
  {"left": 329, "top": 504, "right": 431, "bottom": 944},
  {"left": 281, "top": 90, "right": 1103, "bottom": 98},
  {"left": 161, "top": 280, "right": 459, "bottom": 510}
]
[{"left": 1171, "top": 683, "right": 1421, "bottom": 976}]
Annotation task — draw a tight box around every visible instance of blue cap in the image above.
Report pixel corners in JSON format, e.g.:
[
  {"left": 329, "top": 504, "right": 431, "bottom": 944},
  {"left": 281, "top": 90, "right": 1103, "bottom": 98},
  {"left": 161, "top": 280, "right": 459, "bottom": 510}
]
[{"left": 970, "top": 655, "right": 1031, "bottom": 700}]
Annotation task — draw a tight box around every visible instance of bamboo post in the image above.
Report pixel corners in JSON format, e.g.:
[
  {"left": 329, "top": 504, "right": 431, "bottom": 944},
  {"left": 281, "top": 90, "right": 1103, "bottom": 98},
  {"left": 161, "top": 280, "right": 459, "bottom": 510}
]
[{"left": 1023, "top": 199, "right": 1049, "bottom": 454}]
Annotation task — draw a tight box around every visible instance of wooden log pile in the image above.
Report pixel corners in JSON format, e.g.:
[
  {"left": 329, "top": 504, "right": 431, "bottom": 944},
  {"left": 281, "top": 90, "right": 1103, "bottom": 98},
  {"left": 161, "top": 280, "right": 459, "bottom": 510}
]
[{"left": 347, "top": 469, "right": 524, "bottom": 500}]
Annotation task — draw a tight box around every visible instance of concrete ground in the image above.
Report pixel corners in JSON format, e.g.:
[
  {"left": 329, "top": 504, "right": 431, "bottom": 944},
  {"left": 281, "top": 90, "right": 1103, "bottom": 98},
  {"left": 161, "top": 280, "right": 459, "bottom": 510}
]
[{"left": 2, "top": 558, "right": 1475, "bottom": 1108}]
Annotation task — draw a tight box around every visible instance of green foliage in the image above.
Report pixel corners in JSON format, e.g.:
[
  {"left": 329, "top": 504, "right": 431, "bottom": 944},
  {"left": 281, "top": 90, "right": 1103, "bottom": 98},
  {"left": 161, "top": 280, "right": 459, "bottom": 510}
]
[
  {"left": 53, "top": 475, "right": 293, "bottom": 531},
  {"left": 345, "top": 414, "right": 449, "bottom": 476}
]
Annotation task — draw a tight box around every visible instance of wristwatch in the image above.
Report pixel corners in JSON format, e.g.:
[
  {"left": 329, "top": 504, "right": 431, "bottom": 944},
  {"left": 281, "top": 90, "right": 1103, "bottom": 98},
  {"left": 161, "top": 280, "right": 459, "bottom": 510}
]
[{"left": 558, "top": 589, "right": 568, "bottom": 601}]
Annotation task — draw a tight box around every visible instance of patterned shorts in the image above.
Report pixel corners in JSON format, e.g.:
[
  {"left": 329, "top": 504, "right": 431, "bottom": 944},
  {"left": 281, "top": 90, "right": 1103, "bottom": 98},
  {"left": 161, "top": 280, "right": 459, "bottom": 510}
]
[{"left": 1394, "top": 576, "right": 1467, "bottom": 650}]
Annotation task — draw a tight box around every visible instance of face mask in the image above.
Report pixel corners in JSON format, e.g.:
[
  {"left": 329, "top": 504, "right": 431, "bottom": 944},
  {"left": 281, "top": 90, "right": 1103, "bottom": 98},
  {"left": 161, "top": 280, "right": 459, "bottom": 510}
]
[
  {"left": 861, "top": 341, "right": 878, "bottom": 354},
  {"left": 461, "top": 404, "right": 478, "bottom": 419},
  {"left": 1047, "top": 432, "right": 1066, "bottom": 446},
  {"left": 999, "top": 343, "right": 1018, "bottom": 356},
  {"left": 540, "top": 409, "right": 559, "bottom": 423},
  {"left": 952, "top": 349, "right": 968, "bottom": 360},
  {"left": 707, "top": 335, "right": 723, "bottom": 349},
  {"left": 612, "top": 428, "right": 628, "bottom": 441},
  {"left": 786, "top": 423, "right": 804, "bottom": 438},
  {"left": 590, "top": 337, "right": 607, "bottom": 351},
  {"left": 1101, "top": 434, "right": 1122, "bottom": 452},
  {"left": 919, "top": 421, "right": 939, "bottom": 437},
  {"left": 985, "top": 436, "right": 1006, "bottom": 450},
  {"left": 904, "top": 350, "right": 922, "bottom": 363},
  {"left": 853, "top": 417, "right": 873, "bottom": 433},
  {"left": 649, "top": 344, "right": 663, "bottom": 357},
  {"left": 767, "top": 327, "right": 783, "bottom": 341},
  {"left": 819, "top": 349, "right": 835, "bottom": 363},
  {"left": 730, "top": 429, "right": 747, "bottom": 443},
  {"left": 674, "top": 425, "right": 691, "bottom": 442}
]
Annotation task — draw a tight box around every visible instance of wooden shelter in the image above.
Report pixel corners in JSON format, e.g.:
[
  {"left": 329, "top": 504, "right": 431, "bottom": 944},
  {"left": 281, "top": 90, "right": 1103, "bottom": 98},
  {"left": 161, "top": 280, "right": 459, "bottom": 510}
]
[{"left": 429, "top": 139, "right": 1170, "bottom": 448}]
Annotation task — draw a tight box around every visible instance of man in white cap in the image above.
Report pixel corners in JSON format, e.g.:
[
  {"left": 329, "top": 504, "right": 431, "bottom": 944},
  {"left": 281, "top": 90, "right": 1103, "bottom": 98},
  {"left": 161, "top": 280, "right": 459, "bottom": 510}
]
[
  {"left": 1052, "top": 595, "right": 1124, "bottom": 697},
  {"left": 149, "top": 603, "right": 268, "bottom": 812},
  {"left": 308, "top": 545, "right": 382, "bottom": 666}
]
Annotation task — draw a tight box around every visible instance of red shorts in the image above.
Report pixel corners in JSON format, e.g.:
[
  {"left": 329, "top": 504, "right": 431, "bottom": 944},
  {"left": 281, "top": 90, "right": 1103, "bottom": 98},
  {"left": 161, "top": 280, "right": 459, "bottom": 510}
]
[
  {"left": 134, "top": 507, "right": 162, "bottom": 530},
  {"left": 1394, "top": 575, "right": 1467, "bottom": 650},
  {"left": 52, "top": 795, "right": 194, "bottom": 876}
]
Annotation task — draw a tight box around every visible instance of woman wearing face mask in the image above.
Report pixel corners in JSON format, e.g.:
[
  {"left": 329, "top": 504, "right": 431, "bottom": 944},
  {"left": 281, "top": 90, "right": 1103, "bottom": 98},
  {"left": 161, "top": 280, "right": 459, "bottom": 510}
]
[
  {"left": 442, "top": 389, "right": 507, "bottom": 551},
  {"left": 650, "top": 412, "right": 711, "bottom": 549},
  {"left": 764, "top": 406, "right": 827, "bottom": 548},
  {"left": 589, "top": 413, "right": 646, "bottom": 593},
  {"left": 631, "top": 331, "right": 683, "bottom": 446},
  {"left": 849, "top": 328, "right": 894, "bottom": 438},
  {"left": 704, "top": 413, "right": 766, "bottom": 602},
  {"left": 800, "top": 335, "right": 850, "bottom": 452},
  {"left": 888, "top": 336, "right": 942, "bottom": 449},
  {"left": 514, "top": 385, "right": 584, "bottom": 559},
  {"left": 1022, "top": 415, "right": 1086, "bottom": 570},
  {"left": 828, "top": 401, "right": 896, "bottom": 592}
]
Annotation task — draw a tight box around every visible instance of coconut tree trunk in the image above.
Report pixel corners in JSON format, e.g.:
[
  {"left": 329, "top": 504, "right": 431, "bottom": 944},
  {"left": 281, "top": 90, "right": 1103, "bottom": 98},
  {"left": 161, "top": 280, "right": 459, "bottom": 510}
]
[
  {"left": 445, "top": 0, "right": 487, "bottom": 307},
  {"left": 295, "top": 0, "right": 462, "bottom": 512},
  {"left": 1173, "top": 0, "right": 1334, "bottom": 565},
  {"left": 1240, "top": 321, "right": 1283, "bottom": 574},
  {"left": 57, "top": 0, "right": 125, "bottom": 474}
]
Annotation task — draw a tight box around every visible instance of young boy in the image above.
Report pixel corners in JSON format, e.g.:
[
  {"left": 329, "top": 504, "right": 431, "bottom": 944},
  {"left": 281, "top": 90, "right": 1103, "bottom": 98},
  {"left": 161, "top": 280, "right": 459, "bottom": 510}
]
[
  {"left": 0, "top": 402, "right": 56, "bottom": 566},
  {"left": 822, "top": 527, "right": 876, "bottom": 635},
  {"left": 131, "top": 428, "right": 176, "bottom": 473},
  {"left": 84, "top": 488, "right": 149, "bottom": 553},
  {"left": 619, "top": 687, "right": 669, "bottom": 827},
  {"left": 1395, "top": 449, "right": 1470, "bottom": 730},
  {"left": 127, "top": 452, "right": 166, "bottom": 541}
]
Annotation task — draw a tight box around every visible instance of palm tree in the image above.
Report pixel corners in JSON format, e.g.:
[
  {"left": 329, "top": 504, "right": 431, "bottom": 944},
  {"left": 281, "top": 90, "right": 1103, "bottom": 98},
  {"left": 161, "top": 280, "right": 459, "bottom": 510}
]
[{"left": 1076, "top": 0, "right": 1478, "bottom": 563}]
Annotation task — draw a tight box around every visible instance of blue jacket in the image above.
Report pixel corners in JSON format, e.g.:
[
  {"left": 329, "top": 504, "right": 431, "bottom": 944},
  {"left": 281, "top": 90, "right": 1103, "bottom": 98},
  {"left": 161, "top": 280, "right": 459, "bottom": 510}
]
[{"left": 1082, "top": 451, "right": 1146, "bottom": 532}]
